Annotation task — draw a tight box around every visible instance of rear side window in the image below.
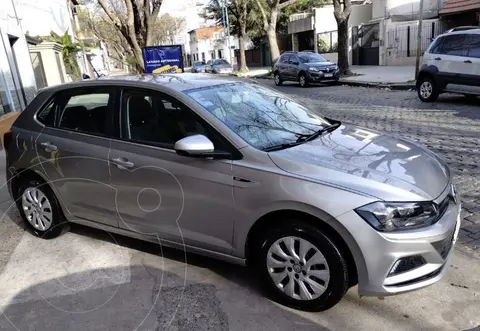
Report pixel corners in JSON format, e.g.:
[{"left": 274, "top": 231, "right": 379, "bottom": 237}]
[
  {"left": 467, "top": 34, "right": 480, "bottom": 58},
  {"left": 58, "top": 92, "right": 113, "bottom": 136},
  {"left": 36, "top": 100, "right": 57, "bottom": 126},
  {"left": 440, "top": 34, "right": 468, "bottom": 56},
  {"left": 280, "top": 54, "right": 290, "bottom": 63},
  {"left": 429, "top": 37, "right": 444, "bottom": 54}
]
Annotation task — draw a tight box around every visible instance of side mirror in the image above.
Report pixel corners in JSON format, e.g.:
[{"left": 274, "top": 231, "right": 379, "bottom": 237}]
[{"left": 174, "top": 134, "right": 231, "bottom": 159}]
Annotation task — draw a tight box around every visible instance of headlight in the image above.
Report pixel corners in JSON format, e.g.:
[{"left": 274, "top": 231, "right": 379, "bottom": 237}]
[
  {"left": 355, "top": 201, "right": 438, "bottom": 232},
  {"left": 309, "top": 67, "right": 320, "bottom": 72}
]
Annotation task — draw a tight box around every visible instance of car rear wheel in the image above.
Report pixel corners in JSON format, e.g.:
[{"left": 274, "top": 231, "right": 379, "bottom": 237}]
[
  {"left": 15, "top": 178, "right": 66, "bottom": 239},
  {"left": 417, "top": 77, "right": 439, "bottom": 102},
  {"left": 274, "top": 72, "right": 283, "bottom": 86},
  {"left": 254, "top": 220, "right": 349, "bottom": 311},
  {"left": 298, "top": 73, "right": 309, "bottom": 88}
]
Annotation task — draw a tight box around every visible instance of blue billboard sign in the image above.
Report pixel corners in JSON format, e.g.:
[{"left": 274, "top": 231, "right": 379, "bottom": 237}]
[{"left": 143, "top": 45, "right": 184, "bottom": 74}]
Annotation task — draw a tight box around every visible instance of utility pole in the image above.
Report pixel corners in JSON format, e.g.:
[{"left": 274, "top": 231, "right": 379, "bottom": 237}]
[
  {"left": 415, "top": 0, "right": 425, "bottom": 79},
  {"left": 225, "top": 4, "right": 232, "bottom": 65}
]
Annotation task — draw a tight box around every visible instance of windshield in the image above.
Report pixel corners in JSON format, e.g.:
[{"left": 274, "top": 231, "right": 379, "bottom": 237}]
[
  {"left": 298, "top": 53, "right": 327, "bottom": 63},
  {"left": 213, "top": 59, "right": 229, "bottom": 65},
  {"left": 185, "top": 83, "right": 330, "bottom": 150},
  {"left": 194, "top": 61, "right": 206, "bottom": 66}
]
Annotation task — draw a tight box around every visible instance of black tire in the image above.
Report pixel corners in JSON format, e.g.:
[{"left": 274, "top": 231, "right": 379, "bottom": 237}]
[
  {"left": 417, "top": 76, "right": 439, "bottom": 102},
  {"left": 274, "top": 72, "right": 283, "bottom": 86},
  {"left": 15, "top": 178, "right": 67, "bottom": 239},
  {"left": 298, "top": 73, "right": 309, "bottom": 87},
  {"left": 253, "top": 220, "right": 349, "bottom": 311}
]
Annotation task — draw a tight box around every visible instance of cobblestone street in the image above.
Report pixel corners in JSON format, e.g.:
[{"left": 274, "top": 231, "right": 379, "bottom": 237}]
[{"left": 262, "top": 81, "right": 480, "bottom": 257}]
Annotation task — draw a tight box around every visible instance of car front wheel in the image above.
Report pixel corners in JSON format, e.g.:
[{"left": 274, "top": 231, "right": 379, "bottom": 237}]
[
  {"left": 417, "top": 76, "right": 439, "bottom": 102},
  {"left": 298, "top": 73, "right": 309, "bottom": 87},
  {"left": 255, "top": 220, "right": 349, "bottom": 311},
  {"left": 274, "top": 72, "right": 283, "bottom": 86}
]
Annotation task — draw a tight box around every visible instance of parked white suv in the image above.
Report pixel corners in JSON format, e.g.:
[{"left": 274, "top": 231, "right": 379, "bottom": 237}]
[{"left": 417, "top": 28, "right": 480, "bottom": 102}]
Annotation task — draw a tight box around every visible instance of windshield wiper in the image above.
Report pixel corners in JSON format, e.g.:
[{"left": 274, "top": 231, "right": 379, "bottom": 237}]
[
  {"left": 263, "top": 141, "right": 303, "bottom": 152},
  {"left": 296, "top": 120, "right": 341, "bottom": 143}
]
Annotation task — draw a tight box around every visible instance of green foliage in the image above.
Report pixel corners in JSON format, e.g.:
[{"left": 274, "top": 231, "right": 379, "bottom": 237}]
[
  {"left": 40, "top": 31, "right": 83, "bottom": 80},
  {"left": 317, "top": 38, "right": 329, "bottom": 53}
]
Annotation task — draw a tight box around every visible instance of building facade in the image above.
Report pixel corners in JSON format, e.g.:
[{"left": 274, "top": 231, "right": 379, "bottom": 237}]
[
  {"left": 188, "top": 26, "right": 238, "bottom": 65},
  {"left": 0, "top": 0, "right": 37, "bottom": 116}
]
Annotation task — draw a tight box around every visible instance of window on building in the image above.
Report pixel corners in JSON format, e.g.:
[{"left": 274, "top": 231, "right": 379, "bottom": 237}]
[
  {"left": 202, "top": 52, "right": 205, "bottom": 62},
  {"left": 218, "top": 49, "right": 223, "bottom": 59},
  {"left": 440, "top": 34, "right": 468, "bottom": 56}
]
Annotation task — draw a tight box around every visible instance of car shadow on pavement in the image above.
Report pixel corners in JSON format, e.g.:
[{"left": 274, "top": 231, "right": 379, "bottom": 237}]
[{"left": 0, "top": 222, "right": 453, "bottom": 331}]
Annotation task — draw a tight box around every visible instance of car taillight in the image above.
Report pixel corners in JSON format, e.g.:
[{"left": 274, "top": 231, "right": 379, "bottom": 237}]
[{"left": 3, "top": 130, "right": 13, "bottom": 152}]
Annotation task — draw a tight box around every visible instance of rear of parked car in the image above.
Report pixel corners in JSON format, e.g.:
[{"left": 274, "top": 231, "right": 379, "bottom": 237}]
[{"left": 417, "top": 29, "right": 480, "bottom": 102}]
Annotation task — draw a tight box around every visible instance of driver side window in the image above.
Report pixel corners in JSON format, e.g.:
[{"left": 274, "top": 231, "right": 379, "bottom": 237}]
[{"left": 121, "top": 89, "right": 228, "bottom": 150}]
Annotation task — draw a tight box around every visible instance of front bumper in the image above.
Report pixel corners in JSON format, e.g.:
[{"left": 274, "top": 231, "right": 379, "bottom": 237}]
[
  {"left": 337, "top": 188, "right": 461, "bottom": 296},
  {"left": 308, "top": 70, "right": 340, "bottom": 82}
]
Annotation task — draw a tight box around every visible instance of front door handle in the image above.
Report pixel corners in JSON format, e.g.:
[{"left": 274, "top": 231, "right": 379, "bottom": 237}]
[
  {"left": 111, "top": 157, "right": 134, "bottom": 169},
  {"left": 434, "top": 57, "right": 442, "bottom": 60},
  {"left": 40, "top": 142, "right": 57, "bottom": 152},
  {"left": 464, "top": 60, "right": 472, "bottom": 63}
]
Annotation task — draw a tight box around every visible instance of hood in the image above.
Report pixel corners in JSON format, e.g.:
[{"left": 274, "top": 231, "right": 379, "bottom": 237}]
[
  {"left": 269, "top": 124, "right": 450, "bottom": 201},
  {"left": 306, "top": 61, "right": 336, "bottom": 67}
]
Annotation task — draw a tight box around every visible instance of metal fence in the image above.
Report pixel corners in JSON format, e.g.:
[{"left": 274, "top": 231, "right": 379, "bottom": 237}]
[
  {"left": 387, "top": 22, "right": 448, "bottom": 58},
  {"left": 317, "top": 30, "right": 338, "bottom": 53}
]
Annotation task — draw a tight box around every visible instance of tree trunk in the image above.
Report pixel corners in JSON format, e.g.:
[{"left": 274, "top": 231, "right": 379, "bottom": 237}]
[
  {"left": 266, "top": 25, "right": 280, "bottom": 66},
  {"left": 337, "top": 19, "right": 351, "bottom": 75},
  {"left": 238, "top": 34, "right": 248, "bottom": 72}
]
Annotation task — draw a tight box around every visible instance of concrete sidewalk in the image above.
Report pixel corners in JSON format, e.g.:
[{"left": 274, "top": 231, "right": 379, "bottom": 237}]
[{"left": 341, "top": 66, "right": 416, "bottom": 89}]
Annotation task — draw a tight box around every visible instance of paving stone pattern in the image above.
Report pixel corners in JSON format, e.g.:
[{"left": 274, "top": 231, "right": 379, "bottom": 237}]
[{"left": 263, "top": 81, "right": 480, "bottom": 256}]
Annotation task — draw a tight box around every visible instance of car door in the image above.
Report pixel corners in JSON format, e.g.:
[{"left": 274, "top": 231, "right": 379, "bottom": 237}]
[
  {"left": 33, "top": 87, "right": 118, "bottom": 226},
  {"left": 288, "top": 55, "right": 300, "bottom": 79},
  {"left": 464, "top": 34, "right": 480, "bottom": 87},
  {"left": 108, "top": 87, "right": 235, "bottom": 253},
  {"left": 436, "top": 33, "right": 470, "bottom": 87},
  {"left": 276, "top": 54, "right": 290, "bottom": 78}
]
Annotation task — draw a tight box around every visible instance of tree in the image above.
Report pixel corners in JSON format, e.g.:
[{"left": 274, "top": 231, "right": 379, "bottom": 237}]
[
  {"left": 253, "top": 0, "right": 298, "bottom": 66},
  {"left": 154, "top": 14, "right": 186, "bottom": 45},
  {"left": 276, "top": 0, "right": 327, "bottom": 34},
  {"left": 333, "top": 0, "right": 352, "bottom": 75},
  {"left": 203, "top": 0, "right": 263, "bottom": 72},
  {"left": 92, "top": 0, "right": 163, "bottom": 71}
]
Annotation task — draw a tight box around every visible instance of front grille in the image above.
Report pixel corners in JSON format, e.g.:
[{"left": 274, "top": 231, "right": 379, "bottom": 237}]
[{"left": 431, "top": 230, "right": 455, "bottom": 259}]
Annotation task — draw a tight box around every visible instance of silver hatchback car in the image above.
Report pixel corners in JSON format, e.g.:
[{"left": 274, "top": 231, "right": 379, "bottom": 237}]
[{"left": 4, "top": 74, "right": 461, "bottom": 311}]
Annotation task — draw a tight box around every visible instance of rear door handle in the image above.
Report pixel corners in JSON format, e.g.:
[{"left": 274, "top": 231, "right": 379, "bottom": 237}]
[
  {"left": 111, "top": 157, "right": 134, "bottom": 169},
  {"left": 434, "top": 57, "right": 442, "bottom": 60},
  {"left": 40, "top": 141, "right": 57, "bottom": 152},
  {"left": 464, "top": 60, "right": 472, "bottom": 63}
]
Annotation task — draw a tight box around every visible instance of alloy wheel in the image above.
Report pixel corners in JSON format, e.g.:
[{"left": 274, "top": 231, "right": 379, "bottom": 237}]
[
  {"left": 299, "top": 75, "right": 306, "bottom": 87},
  {"left": 266, "top": 236, "right": 330, "bottom": 300},
  {"left": 420, "top": 81, "right": 433, "bottom": 99},
  {"left": 275, "top": 74, "right": 281, "bottom": 84},
  {"left": 22, "top": 187, "right": 53, "bottom": 231}
]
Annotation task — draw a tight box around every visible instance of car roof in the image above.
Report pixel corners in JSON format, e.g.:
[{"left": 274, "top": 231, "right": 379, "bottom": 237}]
[
  {"left": 438, "top": 28, "right": 480, "bottom": 38},
  {"left": 39, "top": 73, "right": 243, "bottom": 94}
]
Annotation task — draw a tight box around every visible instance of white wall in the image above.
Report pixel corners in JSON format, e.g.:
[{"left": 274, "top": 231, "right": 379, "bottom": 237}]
[
  {"left": 0, "top": 0, "right": 36, "bottom": 113},
  {"left": 16, "top": 0, "right": 74, "bottom": 37},
  {"left": 373, "top": 0, "right": 442, "bottom": 20}
]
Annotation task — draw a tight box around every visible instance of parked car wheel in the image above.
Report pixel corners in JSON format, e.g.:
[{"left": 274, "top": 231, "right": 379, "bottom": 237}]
[
  {"left": 255, "top": 220, "right": 349, "bottom": 311},
  {"left": 274, "top": 72, "right": 283, "bottom": 86},
  {"left": 15, "top": 178, "right": 66, "bottom": 239},
  {"left": 298, "top": 73, "right": 309, "bottom": 88},
  {"left": 417, "top": 76, "right": 439, "bottom": 102}
]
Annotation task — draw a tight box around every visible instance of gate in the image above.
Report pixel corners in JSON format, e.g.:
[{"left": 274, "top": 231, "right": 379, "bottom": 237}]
[
  {"left": 358, "top": 23, "right": 380, "bottom": 65},
  {"left": 352, "top": 26, "right": 360, "bottom": 65}
]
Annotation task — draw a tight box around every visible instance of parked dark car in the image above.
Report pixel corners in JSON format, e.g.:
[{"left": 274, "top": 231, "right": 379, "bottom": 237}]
[
  {"left": 205, "top": 59, "right": 233, "bottom": 74},
  {"left": 274, "top": 51, "right": 340, "bottom": 87},
  {"left": 192, "top": 61, "right": 207, "bottom": 73}
]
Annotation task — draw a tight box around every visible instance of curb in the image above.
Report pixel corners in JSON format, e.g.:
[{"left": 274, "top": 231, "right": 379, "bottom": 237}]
[{"left": 339, "top": 80, "right": 416, "bottom": 91}]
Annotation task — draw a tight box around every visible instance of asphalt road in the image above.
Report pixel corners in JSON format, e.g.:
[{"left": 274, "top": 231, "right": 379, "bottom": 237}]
[{"left": 0, "top": 84, "right": 479, "bottom": 331}]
